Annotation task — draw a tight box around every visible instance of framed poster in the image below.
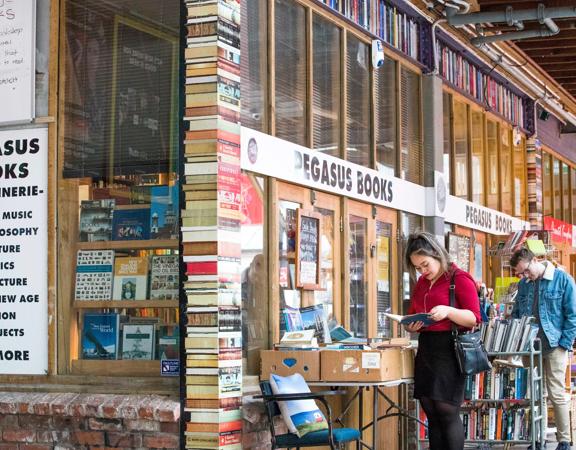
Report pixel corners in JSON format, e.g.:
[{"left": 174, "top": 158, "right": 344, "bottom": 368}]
[
  {"left": 295, "top": 210, "right": 322, "bottom": 290},
  {"left": 447, "top": 232, "right": 471, "bottom": 273},
  {"left": 109, "top": 16, "right": 178, "bottom": 176}
]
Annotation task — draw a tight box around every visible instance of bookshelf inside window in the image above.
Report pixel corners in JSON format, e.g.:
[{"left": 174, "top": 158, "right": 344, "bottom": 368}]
[{"left": 59, "top": 174, "right": 181, "bottom": 378}]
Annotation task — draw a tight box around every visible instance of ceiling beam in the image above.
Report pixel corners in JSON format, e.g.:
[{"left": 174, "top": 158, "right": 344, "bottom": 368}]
[
  {"left": 517, "top": 38, "right": 576, "bottom": 51},
  {"left": 523, "top": 47, "right": 576, "bottom": 57},
  {"left": 532, "top": 56, "right": 576, "bottom": 65}
]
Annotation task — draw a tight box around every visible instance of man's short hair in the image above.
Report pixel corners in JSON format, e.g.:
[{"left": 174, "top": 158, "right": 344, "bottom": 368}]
[{"left": 510, "top": 248, "right": 535, "bottom": 268}]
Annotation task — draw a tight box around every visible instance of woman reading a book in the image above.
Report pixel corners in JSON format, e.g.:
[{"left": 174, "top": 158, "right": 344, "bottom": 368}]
[{"left": 404, "top": 232, "right": 480, "bottom": 450}]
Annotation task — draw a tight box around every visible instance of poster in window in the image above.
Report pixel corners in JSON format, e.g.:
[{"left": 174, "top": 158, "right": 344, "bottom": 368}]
[
  {"left": 110, "top": 16, "right": 178, "bottom": 176},
  {"left": 447, "top": 232, "right": 471, "bottom": 273},
  {"left": 296, "top": 210, "right": 322, "bottom": 290}
]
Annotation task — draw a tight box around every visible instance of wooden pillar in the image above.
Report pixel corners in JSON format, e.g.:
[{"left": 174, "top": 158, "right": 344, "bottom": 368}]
[{"left": 183, "top": 0, "right": 242, "bottom": 448}]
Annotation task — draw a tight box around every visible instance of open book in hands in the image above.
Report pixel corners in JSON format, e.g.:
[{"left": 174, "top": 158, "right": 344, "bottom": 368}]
[{"left": 383, "top": 312, "right": 435, "bottom": 327}]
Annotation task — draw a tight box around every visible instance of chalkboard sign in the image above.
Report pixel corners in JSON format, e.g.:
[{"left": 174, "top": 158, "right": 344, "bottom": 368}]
[
  {"left": 447, "top": 232, "right": 471, "bottom": 273},
  {"left": 296, "top": 210, "right": 322, "bottom": 290}
]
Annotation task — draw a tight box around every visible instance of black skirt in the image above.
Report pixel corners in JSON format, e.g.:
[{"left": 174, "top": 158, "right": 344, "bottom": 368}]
[{"left": 414, "top": 331, "right": 466, "bottom": 405}]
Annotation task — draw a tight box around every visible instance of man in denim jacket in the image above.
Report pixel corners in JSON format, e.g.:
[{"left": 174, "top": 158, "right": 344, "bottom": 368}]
[{"left": 510, "top": 248, "right": 576, "bottom": 450}]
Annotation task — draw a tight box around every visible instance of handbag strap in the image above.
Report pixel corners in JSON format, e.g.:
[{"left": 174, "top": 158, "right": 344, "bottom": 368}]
[{"left": 449, "top": 271, "right": 458, "bottom": 338}]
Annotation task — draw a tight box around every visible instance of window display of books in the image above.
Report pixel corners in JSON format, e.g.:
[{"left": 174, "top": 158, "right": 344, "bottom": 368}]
[
  {"left": 81, "top": 312, "right": 179, "bottom": 361},
  {"left": 78, "top": 184, "right": 179, "bottom": 242}
]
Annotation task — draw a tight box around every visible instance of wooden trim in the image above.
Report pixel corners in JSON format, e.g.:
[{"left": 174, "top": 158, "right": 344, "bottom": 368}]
[
  {"left": 341, "top": 30, "right": 347, "bottom": 159},
  {"left": 71, "top": 360, "right": 163, "bottom": 377},
  {"left": 341, "top": 199, "right": 350, "bottom": 331},
  {"left": 306, "top": 5, "right": 313, "bottom": 149},
  {"left": 77, "top": 240, "right": 179, "bottom": 251},
  {"left": 268, "top": 0, "right": 276, "bottom": 136},
  {"left": 268, "top": 179, "right": 280, "bottom": 344},
  {"left": 295, "top": 209, "right": 322, "bottom": 290},
  {"left": 541, "top": 143, "right": 576, "bottom": 170},
  {"left": 73, "top": 300, "right": 179, "bottom": 309},
  {"left": 395, "top": 61, "right": 401, "bottom": 178},
  {"left": 466, "top": 102, "right": 473, "bottom": 201}
]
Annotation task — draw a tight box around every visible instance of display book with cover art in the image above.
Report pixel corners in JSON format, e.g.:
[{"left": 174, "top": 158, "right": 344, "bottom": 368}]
[
  {"left": 150, "top": 255, "right": 179, "bottom": 300},
  {"left": 149, "top": 185, "right": 179, "bottom": 239},
  {"left": 121, "top": 323, "right": 155, "bottom": 360},
  {"left": 75, "top": 250, "right": 115, "bottom": 301},
  {"left": 78, "top": 199, "right": 115, "bottom": 242},
  {"left": 112, "top": 256, "right": 149, "bottom": 300},
  {"left": 81, "top": 313, "right": 120, "bottom": 359},
  {"left": 383, "top": 312, "right": 435, "bottom": 326},
  {"left": 111, "top": 205, "right": 151, "bottom": 240}
]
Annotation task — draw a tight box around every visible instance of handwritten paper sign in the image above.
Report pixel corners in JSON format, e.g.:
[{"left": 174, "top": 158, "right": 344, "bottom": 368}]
[
  {"left": 0, "top": 0, "right": 36, "bottom": 124},
  {"left": 447, "top": 232, "right": 471, "bottom": 273},
  {"left": 296, "top": 210, "right": 321, "bottom": 290}
]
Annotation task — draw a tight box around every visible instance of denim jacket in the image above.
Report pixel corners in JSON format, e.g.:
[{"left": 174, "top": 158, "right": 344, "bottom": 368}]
[{"left": 511, "top": 262, "right": 576, "bottom": 350}]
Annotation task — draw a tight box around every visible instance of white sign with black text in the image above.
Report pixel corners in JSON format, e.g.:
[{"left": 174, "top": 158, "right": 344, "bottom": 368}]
[
  {"left": 0, "top": 127, "right": 48, "bottom": 374},
  {"left": 241, "top": 127, "right": 431, "bottom": 216},
  {"left": 0, "top": 0, "right": 36, "bottom": 124}
]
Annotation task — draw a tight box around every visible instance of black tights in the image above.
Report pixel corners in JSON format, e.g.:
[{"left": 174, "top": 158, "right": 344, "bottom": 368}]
[{"left": 420, "top": 397, "right": 464, "bottom": 450}]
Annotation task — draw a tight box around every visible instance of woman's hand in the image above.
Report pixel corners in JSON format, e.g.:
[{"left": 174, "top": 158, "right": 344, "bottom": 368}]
[
  {"left": 428, "top": 305, "right": 452, "bottom": 322},
  {"left": 405, "top": 321, "right": 424, "bottom": 332}
]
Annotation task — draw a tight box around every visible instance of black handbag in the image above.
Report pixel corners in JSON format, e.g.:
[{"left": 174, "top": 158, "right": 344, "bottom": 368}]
[{"left": 450, "top": 273, "right": 492, "bottom": 376}]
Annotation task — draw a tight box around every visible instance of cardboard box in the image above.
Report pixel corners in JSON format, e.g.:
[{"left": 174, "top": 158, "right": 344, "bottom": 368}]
[
  {"left": 320, "top": 349, "right": 401, "bottom": 382},
  {"left": 400, "top": 348, "right": 415, "bottom": 378},
  {"left": 260, "top": 350, "right": 321, "bottom": 381}
]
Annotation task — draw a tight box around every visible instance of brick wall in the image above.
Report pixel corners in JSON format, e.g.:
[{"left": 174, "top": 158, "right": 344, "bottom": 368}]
[
  {"left": 242, "top": 396, "right": 287, "bottom": 450},
  {"left": 0, "top": 393, "right": 179, "bottom": 449}
]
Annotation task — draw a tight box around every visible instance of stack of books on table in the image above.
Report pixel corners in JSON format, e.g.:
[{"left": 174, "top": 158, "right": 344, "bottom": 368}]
[{"left": 275, "top": 329, "right": 319, "bottom": 351}]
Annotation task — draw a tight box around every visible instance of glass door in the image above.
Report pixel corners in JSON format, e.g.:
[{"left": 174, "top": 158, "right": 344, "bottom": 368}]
[{"left": 374, "top": 207, "right": 396, "bottom": 338}]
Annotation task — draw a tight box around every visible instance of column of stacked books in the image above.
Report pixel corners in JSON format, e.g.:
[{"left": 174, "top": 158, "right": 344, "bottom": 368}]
[
  {"left": 526, "top": 138, "right": 542, "bottom": 228},
  {"left": 183, "top": 0, "right": 242, "bottom": 449}
]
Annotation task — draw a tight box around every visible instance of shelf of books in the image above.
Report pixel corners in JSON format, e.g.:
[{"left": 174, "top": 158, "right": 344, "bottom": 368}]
[
  {"left": 66, "top": 177, "right": 180, "bottom": 376},
  {"left": 416, "top": 321, "right": 545, "bottom": 449},
  {"left": 436, "top": 41, "right": 525, "bottom": 128}
]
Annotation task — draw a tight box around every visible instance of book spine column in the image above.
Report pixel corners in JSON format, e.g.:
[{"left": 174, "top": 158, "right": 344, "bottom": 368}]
[
  {"left": 526, "top": 138, "right": 542, "bottom": 228},
  {"left": 183, "top": 0, "right": 243, "bottom": 449}
]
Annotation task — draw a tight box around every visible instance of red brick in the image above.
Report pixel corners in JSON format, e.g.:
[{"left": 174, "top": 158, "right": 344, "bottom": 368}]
[
  {"left": 137, "top": 403, "right": 154, "bottom": 421},
  {"left": 100, "top": 396, "right": 125, "bottom": 419},
  {"left": 2, "top": 430, "right": 35, "bottom": 443},
  {"left": 18, "top": 414, "right": 52, "bottom": 429},
  {"left": 19, "top": 445, "right": 53, "bottom": 450},
  {"left": 0, "top": 414, "right": 19, "bottom": 427},
  {"left": 142, "top": 433, "right": 179, "bottom": 448},
  {"left": 153, "top": 400, "right": 180, "bottom": 422},
  {"left": 0, "top": 394, "right": 18, "bottom": 414},
  {"left": 242, "top": 430, "right": 260, "bottom": 448},
  {"left": 106, "top": 431, "right": 143, "bottom": 447},
  {"left": 37, "top": 430, "right": 72, "bottom": 444},
  {"left": 124, "top": 419, "right": 160, "bottom": 432},
  {"left": 87, "top": 417, "right": 122, "bottom": 431},
  {"left": 117, "top": 398, "right": 138, "bottom": 420},
  {"left": 81, "top": 395, "right": 111, "bottom": 418},
  {"left": 73, "top": 431, "right": 104, "bottom": 446},
  {"left": 160, "top": 422, "right": 179, "bottom": 433},
  {"left": 31, "top": 394, "right": 52, "bottom": 416},
  {"left": 51, "top": 393, "right": 79, "bottom": 416},
  {"left": 0, "top": 444, "right": 17, "bottom": 450},
  {"left": 53, "top": 415, "right": 86, "bottom": 431}
]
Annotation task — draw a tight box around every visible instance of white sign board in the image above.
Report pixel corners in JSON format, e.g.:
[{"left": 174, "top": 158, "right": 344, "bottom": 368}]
[
  {"left": 0, "top": 0, "right": 36, "bottom": 124},
  {"left": 0, "top": 127, "right": 48, "bottom": 374},
  {"left": 241, "top": 127, "right": 431, "bottom": 216}
]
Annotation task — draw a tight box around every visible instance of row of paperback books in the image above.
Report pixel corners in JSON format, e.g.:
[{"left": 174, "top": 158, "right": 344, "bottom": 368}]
[
  {"left": 75, "top": 251, "right": 178, "bottom": 301},
  {"left": 479, "top": 316, "right": 538, "bottom": 354},
  {"left": 81, "top": 312, "right": 179, "bottom": 360},
  {"left": 437, "top": 42, "right": 525, "bottom": 128},
  {"left": 79, "top": 184, "right": 178, "bottom": 242},
  {"left": 464, "top": 366, "right": 530, "bottom": 401},
  {"left": 419, "top": 405, "right": 535, "bottom": 442}
]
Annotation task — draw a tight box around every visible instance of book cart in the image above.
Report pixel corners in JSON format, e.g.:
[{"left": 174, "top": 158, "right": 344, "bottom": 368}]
[{"left": 415, "top": 339, "right": 545, "bottom": 449}]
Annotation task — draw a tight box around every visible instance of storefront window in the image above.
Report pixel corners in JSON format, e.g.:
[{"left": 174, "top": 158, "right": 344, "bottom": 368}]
[
  {"left": 500, "top": 127, "right": 513, "bottom": 215},
  {"left": 443, "top": 93, "right": 452, "bottom": 194},
  {"left": 60, "top": 0, "right": 181, "bottom": 377},
  {"left": 376, "top": 221, "right": 392, "bottom": 337},
  {"left": 241, "top": 175, "right": 268, "bottom": 376},
  {"left": 572, "top": 168, "right": 576, "bottom": 223},
  {"left": 562, "top": 163, "right": 571, "bottom": 223},
  {"left": 349, "top": 215, "right": 368, "bottom": 337},
  {"left": 400, "top": 68, "right": 422, "bottom": 184},
  {"left": 513, "top": 136, "right": 526, "bottom": 218},
  {"left": 241, "top": 0, "right": 268, "bottom": 132},
  {"left": 375, "top": 58, "right": 397, "bottom": 177},
  {"left": 278, "top": 200, "right": 302, "bottom": 323},
  {"left": 314, "top": 207, "right": 336, "bottom": 320},
  {"left": 275, "top": 0, "right": 307, "bottom": 145},
  {"left": 486, "top": 120, "right": 499, "bottom": 210},
  {"left": 471, "top": 110, "right": 484, "bottom": 205},
  {"left": 313, "top": 15, "right": 341, "bottom": 156},
  {"left": 553, "top": 158, "right": 562, "bottom": 219},
  {"left": 400, "top": 213, "right": 423, "bottom": 316},
  {"left": 543, "top": 153, "right": 553, "bottom": 218},
  {"left": 453, "top": 101, "right": 469, "bottom": 199},
  {"left": 346, "top": 36, "right": 370, "bottom": 167}
]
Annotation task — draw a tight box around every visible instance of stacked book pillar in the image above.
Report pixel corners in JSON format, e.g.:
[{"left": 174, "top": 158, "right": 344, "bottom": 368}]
[
  {"left": 183, "top": 0, "right": 242, "bottom": 449},
  {"left": 526, "top": 138, "right": 543, "bottom": 228}
]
